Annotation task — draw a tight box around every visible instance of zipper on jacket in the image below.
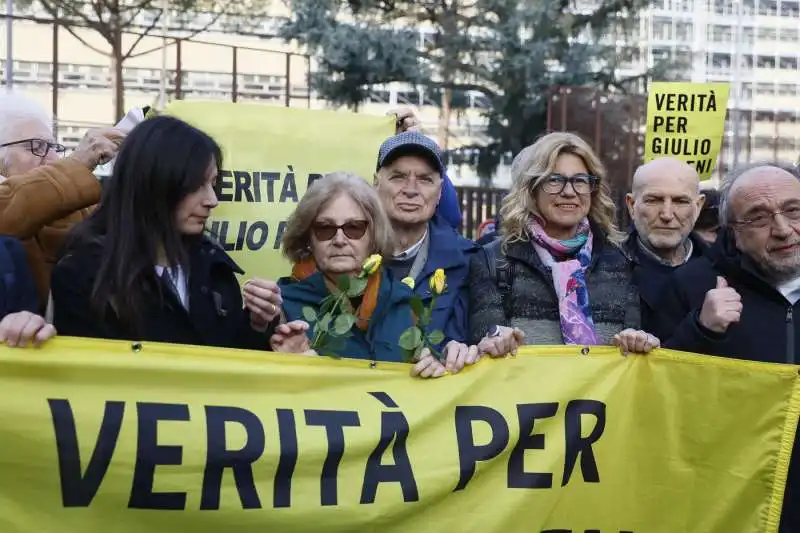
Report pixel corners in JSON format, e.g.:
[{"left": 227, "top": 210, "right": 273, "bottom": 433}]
[{"left": 786, "top": 307, "right": 795, "bottom": 364}]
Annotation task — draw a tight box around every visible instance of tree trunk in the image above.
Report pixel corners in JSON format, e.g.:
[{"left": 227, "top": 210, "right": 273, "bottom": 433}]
[
  {"left": 438, "top": 87, "right": 452, "bottom": 151},
  {"left": 110, "top": 15, "right": 125, "bottom": 122}
]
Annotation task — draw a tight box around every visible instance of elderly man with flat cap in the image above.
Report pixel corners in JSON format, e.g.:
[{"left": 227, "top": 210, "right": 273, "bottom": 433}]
[
  {"left": 656, "top": 162, "right": 800, "bottom": 533},
  {"left": 622, "top": 157, "right": 708, "bottom": 335},
  {"left": 373, "top": 131, "right": 477, "bottom": 368}
]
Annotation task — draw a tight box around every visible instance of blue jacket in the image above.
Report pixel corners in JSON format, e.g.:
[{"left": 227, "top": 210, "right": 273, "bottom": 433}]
[
  {"left": 0, "top": 236, "right": 38, "bottom": 318},
  {"left": 402, "top": 214, "right": 477, "bottom": 345},
  {"left": 437, "top": 174, "right": 462, "bottom": 229},
  {"left": 278, "top": 270, "right": 415, "bottom": 362}
]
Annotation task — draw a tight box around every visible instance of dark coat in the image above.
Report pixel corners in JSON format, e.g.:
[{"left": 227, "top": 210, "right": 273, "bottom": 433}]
[
  {"left": 468, "top": 226, "right": 641, "bottom": 346},
  {"left": 394, "top": 214, "right": 477, "bottom": 345},
  {"left": 51, "top": 236, "right": 272, "bottom": 350},
  {"left": 655, "top": 227, "right": 798, "bottom": 532},
  {"left": 278, "top": 269, "right": 415, "bottom": 362},
  {"left": 620, "top": 230, "right": 708, "bottom": 338},
  {"left": 0, "top": 235, "right": 38, "bottom": 317}
]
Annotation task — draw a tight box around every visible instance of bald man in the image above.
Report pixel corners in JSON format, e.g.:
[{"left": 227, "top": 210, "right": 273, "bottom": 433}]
[
  {"left": 655, "top": 163, "right": 800, "bottom": 533},
  {"left": 622, "top": 157, "right": 707, "bottom": 334}
]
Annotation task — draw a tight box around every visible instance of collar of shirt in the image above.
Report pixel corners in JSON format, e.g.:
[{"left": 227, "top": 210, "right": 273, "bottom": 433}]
[
  {"left": 394, "top": 227, "right": 429, "bottom": 260},
  {"left": 637, "top": 236, "right": 693, "bottom": 267},
  {"left": 778, "top": 275, "right": 800, "bottom": 305}
]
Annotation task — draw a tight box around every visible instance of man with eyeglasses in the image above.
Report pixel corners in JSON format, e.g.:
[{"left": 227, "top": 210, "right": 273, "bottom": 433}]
[
  {"left": 373, "top": 131, "right": 478, "bottom": 371},
  {"left": 0, "top": 92, "right": 124, "bottom": 309},
  {"left": 655, "top": 162, "right": 800, "bottom": 533}
]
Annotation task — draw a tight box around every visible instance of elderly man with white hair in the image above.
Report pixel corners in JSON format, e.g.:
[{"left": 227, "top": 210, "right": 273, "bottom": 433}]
[
  {"left": 0, "top": 92, "right": 124, "bottom": 309},
  {"left": 655, "top": 162, "right": 800, "bottom": 533}
]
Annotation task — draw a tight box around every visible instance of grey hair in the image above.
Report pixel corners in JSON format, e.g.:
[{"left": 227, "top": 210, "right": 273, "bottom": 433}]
[
  {"left": 0, "top": 92, "right": 53, "bottom": 170},
  {"left": 719, "top": 161, "right": 800, "bottom": 225},
  {"left": 281, "top": 172, "right": 395, "bottom": 263}
]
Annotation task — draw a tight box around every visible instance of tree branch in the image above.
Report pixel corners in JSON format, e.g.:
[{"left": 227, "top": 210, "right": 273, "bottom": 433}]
[
  {"left": 37, "top": 0, "right": 108, "bottom": 35},
  {"left": 60, "top": 21, "right": 112, "bottom": 55},
  {"left": 122, "top": 9, "right": 162, "bottom": 58}
]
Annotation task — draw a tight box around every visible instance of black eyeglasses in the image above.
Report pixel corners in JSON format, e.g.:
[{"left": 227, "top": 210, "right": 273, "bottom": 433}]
[
  {"left": 734, "top": 207, "right": 800, "bottom": 229},
  {"left": 538, "top": 173, "right": 599, "bottom": 195},
  {"left": 311, "top": 220, "right": 369, "bottom": 241},
  {"left": 0, "top": 138, "right": 66, "bottom": 158}
]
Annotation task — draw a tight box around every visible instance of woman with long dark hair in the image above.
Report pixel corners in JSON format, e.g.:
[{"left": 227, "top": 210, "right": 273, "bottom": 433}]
[{"left": 50, "top": 115, "right": 278, "bottom": 348}]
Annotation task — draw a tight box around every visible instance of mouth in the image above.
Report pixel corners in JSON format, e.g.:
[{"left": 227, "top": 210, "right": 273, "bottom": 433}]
[
  {"left": 555, "top": 204, "right": 580, "bottom": 210},
  {"left": 770, "top": 243, "right": 800, "bottom": 253},
  {"left": 396, "top": 203, "right": 422, "bottom": 211}
]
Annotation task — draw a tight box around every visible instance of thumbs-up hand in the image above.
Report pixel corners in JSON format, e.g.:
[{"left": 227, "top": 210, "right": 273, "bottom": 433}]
[{"left": 698, "top": 277, "right": 743, "bottom": 333}]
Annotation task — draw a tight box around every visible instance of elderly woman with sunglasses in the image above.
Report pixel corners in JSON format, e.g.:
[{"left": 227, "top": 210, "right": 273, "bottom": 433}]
[
  {"left": 469, "top": 132, "right": 659, "bottom": 356},
  {"left": 270, "top": 172, "right": 480, "bottom": 377}
]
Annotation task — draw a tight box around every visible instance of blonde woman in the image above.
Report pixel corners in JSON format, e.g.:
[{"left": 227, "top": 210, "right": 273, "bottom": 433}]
[{"left": 469, "top": 132, "right": 658, "bottom": 355}]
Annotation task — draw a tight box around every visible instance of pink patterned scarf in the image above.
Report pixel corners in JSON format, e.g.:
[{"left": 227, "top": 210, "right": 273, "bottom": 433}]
[{"left": 528, "top": 217, "right": 600, "bottom": 345}]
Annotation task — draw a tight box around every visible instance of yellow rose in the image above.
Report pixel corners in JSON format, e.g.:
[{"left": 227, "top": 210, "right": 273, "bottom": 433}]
[
  {"left": 429, "top": 268, "right": 447, "bottom": 296},
  {"left": 401, "top": 277, "right": 415, "bottom": 290},
  {"left": 362, "top": 254, "right": 382, "bottom": 276}
]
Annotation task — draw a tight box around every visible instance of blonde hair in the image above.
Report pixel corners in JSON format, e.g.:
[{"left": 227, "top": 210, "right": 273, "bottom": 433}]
[
  {"left": 500, "top": 131, "right": 624, "bottom": 246},
  {"left": 281, "top": 172, "right": 395, "bottom": 263}
]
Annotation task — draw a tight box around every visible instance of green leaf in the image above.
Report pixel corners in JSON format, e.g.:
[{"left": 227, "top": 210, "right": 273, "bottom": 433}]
[
  {"left": 427, "top": 329, "right": 445, "bottom": 346},
  {"left": 398, "top": 327, "right": 423, "bottom": 351},
  {"left": 347, "top": 276, "right": 368, "bottom": 297},
  {"left": 409, "top": 296, "right": 425, "bottom": 320},
  {"left": 333, "top": 313, "right": 356, "bottom": 335},
  {"left": 336, "top": 275, "right": 351, "bottom": 293},
  {"left": 301, "top": 306, "right": 317, "bottom": 323},
  {"left": 318, "top": 313, "right": 332, "bottom": 333},
  {"left": 402, "top": 348, "right": 416, "bottom": 363}
]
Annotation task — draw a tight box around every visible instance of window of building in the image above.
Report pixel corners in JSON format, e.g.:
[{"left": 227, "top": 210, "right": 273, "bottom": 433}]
[
  {"left": 777, "top": 84, "right": 797, "bottom": 96},
  {"left": 654, "top": 18, "right": 672, "bottom": 40},
  {"left": 758, "top": 0, "right": 778, "bottom": 15},
  {"left": 779, "top": 28, "right": 799, "bottom": 41},
  {"left": 757, "top": 27, "right": 777, "bottom": 40},
  {"left": 712, "top": 24, "right": 733, "bottom": 42},
  {"left": 711, "top": 52, "right": 731, "bottom": 68},
  {"left": 757, "top": 55, "right": 777, "bottom": 68},
  {"left": 756, "top": 83, "right": 776, "bottom": 95},
  {"left": 780, "top": 1, "right": 800, "bottom": 16},
  {"left": 676, "top": 22, "right": 693, "bottom": 41},
  {"left": 780, "top": 56, "right": 798, "bottom": 70}
]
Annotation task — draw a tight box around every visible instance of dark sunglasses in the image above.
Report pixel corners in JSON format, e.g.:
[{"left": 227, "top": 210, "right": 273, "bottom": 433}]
[
  {"left": 311, "top": 220, "right": 369, "bottom": 241},
  {"left": 0, "top": 138, "right": 66, "bottom": 158},
  {"left": 538, "top": 173, "right": 599, "bottom": 195}
]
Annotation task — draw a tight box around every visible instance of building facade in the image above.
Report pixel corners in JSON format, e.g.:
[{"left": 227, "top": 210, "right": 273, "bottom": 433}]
[{"left": 1, "top": 0, "right": 798, "bottom": 189}]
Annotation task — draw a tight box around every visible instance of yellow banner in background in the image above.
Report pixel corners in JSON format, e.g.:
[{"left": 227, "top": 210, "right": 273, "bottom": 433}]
[
  {"left": 644, "top": 82, "right": 730, "bottom": 180},
  {"left": 0, "top": 339, "right": 797, "bottom": 533},
  {"left": 164, "top": 101, "right": 394, "bottom": 281}
]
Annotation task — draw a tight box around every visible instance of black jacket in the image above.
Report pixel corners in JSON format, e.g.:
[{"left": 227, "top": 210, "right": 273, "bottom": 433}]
[
  {"left": 0, "top": 235, "right": 38, "bottom": 317},
  {"left": 620, "top": 231, "right": 708, "bottom": 338},
  {"left": 656, "top": 227, "right": 798, "bottom": 532},
  {"left": 468, "top": 226, "right": 640, "bottom": 345},
  {"left": 51, "top": 236, "right": 273, "bottom": 350}
]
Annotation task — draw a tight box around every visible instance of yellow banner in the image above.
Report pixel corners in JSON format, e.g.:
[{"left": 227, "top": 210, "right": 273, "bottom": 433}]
[
  {"left": 0, "top": 339, "right": 797, "bottom": 532},
  {"left": 164, "top": 101, "right": 394, "bottom": 281},
  {"left": 644, "top": 82, "right": 730, "bottom": 180}
]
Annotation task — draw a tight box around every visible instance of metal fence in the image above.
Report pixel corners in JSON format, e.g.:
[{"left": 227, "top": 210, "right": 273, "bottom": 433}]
[{"left": 0, "top": 13, "right": 312, "bottom": 128}]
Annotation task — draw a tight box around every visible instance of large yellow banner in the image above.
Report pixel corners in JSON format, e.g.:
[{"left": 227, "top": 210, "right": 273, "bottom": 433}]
[
  {"left": 644, "top": 82, "right": 730, "bottom": 181},
  {"left": 164, "top": 101, "right": 394, "bottom": 281},
  {"left": 0, "top": 339, "right": 797, "bottom": 533}
]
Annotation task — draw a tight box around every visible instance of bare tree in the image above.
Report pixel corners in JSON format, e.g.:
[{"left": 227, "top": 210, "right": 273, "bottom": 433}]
[{"left": 26, "top": 0, "right": 270, "bottom": 120}]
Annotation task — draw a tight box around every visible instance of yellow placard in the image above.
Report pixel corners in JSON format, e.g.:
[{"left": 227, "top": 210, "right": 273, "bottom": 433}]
[
  {"left": 164, "top": 101, "right": 394, "bottom": 281},
  {"left": 0, "top": 339, "right": 797, "bottom": 533},
  {"left": 644, "top": 82, "right": 730, "bottom": 180}
]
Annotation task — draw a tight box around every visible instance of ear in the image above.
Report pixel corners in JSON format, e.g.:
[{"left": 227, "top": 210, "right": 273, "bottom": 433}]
[
  {"left": 372, "top": 172, "right": 380, "bottom": 187},
  {"left": 624, "top": 193, "right": 636, "bottom": 219}
]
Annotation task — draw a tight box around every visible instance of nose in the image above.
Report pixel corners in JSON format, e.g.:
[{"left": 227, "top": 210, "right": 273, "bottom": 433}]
[
  {"left": 559, "top": 183, "right": 578, "bottom": 197},
  {"left": 771, "top": 213, "right": 792, "bottom": 238},
  {"left": 400, "top": 177, "right": 420, "bottom": 196},
  {"left": 204, "top": 185, "right": 219, "bottom": 209},
  {"left": 331, "top": 228, "right": 348, "bottom": 245},
  {"left": 658, "top": 200, "right": 675, "bottom": 221}
]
